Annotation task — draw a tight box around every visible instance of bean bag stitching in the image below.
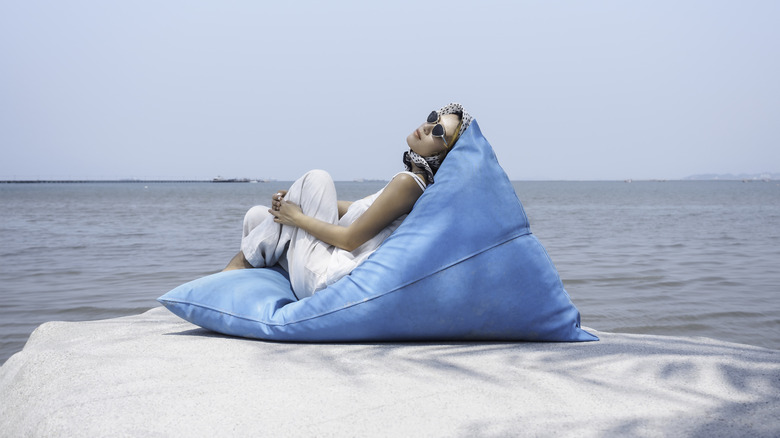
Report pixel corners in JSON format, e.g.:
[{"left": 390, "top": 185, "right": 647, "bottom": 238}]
[
  {"left": 159, "top": 299, "right": 265, "bottom": 322},
  {"left": 261, "top": 231, "right": 534, "bottom": 326},
  {"left": 160, "top": 231, "right": 534, "bottom": 326}
]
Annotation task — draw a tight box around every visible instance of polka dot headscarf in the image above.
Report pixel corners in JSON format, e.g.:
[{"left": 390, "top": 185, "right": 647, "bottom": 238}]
[
  {"left": 403, "top": 102, "right": 473, "bottom": 184},
  {"left": 437, "top": 102, "right": 473, "bottom": 147}
]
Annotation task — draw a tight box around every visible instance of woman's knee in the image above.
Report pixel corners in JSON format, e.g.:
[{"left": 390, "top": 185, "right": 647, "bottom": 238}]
[
  {"left": 291, "top": 169, "right": 337, "bottom": 204},
  {"left": 302, "top": 169, "right": 333, "bottom": 187},
  {"left": 287, "top": 169, "right": 338, "bottom": 222},
  {"left": 243, "top": 205, "right": 271, "bottom": 236}
]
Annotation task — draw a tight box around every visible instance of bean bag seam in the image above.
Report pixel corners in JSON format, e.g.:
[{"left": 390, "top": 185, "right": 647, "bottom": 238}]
[
  {"left": 267, "top": 230, "right": 532, "bottom": 326},
  {"left": 160, "top": 231, "right": 533, "bottom": 327},
  {"left": 159, "top": 299, "right": 262, "bottom": 323}
]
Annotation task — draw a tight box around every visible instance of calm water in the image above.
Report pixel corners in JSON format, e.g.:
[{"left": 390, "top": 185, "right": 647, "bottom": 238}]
[{"left": 1, "top": 180, "right": 779, "bottom": 364}]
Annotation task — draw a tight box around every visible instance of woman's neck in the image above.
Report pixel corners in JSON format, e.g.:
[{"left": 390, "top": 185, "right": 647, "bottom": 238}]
[{"left": 408, "top": 163, "right": 427, "bottom": 184}]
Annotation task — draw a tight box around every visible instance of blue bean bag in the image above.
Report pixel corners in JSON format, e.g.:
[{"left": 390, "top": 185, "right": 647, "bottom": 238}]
[{"left": 158, "top": 120, "right": 598, "bottom": 342}]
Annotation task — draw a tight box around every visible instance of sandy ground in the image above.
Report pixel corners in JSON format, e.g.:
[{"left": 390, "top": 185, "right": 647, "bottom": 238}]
[{"left": 1, "top": 307, "right": 778, "bottom": 437}]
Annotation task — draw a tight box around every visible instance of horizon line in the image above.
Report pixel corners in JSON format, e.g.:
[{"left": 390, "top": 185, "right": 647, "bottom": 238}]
[{"left": 2, "top": 177, "right": 776, "bottom": 184}]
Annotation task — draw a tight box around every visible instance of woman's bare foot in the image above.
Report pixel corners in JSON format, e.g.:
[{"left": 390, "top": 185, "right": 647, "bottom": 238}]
[{"left": 222, "top": 251, "right": 254, "bottom": 271}]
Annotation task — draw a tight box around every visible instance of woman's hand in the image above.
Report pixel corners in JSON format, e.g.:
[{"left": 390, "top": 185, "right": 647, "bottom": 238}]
[
  {"left": 271, "top": 190, "right": 288, "bottom": 211},
  {"left": 269, "top": 200, "right": 303, "bottom": 227}
]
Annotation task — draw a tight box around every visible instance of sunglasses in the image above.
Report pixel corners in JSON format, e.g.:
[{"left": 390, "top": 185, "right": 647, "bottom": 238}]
[
  {"left": 426, "top": 111, "right": 449, "bottom": 147},
  {"left": 427, "top": 110, "right": 462, "bottom": 149}
]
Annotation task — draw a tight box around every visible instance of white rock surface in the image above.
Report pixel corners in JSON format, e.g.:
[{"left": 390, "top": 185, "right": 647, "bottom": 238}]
[{"left": 1, "top": 307, "right": 778, "bottom": 437}]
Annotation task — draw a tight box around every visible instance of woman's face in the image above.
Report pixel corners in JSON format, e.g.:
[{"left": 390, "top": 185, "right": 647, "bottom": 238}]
[{"left": 406, "top": 113, "right": 461, "bottom": 157}]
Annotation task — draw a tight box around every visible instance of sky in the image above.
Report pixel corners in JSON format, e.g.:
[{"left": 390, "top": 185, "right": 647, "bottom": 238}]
[{"left": 1, "top": 1, "right": 778, "bottom": 181}]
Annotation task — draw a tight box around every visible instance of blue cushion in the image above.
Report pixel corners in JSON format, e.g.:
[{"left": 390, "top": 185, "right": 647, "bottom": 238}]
[{"left": 158, "top": 120, "right": 598, "bottom": 342}]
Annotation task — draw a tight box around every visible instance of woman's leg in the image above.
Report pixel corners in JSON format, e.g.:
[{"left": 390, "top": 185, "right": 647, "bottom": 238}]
[
  {"left": 222, "top": 251, "right": 254, "bottom": 271},
  {"left": 240, "top": 202, "right": 286, "bottom": 268},
  {"left": 282, "top": 170, "right": 340, "bottom": 298},
  {"left": 223, "top": 206, "right": 274, "bottom": 271},
  {"left": 238, "top": 170, "right": 339, "bottom": 288}
]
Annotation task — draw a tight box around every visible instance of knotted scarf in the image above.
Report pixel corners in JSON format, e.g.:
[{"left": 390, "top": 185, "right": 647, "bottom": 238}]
[
  {"left": 402, "top": 149, "right": 442, "bottom": 185},
  {"left": 402, "top": 102, "right": 473, "bottom": 185}
]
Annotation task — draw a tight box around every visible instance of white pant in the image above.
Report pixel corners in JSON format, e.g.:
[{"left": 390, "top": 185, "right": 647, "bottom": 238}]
[{"left": 240, "top": 170, "right": 338, "bottom": 299}]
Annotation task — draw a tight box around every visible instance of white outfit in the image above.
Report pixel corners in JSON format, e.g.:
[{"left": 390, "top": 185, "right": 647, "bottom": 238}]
[{"left": 240, "top": 170, "right": 426, "bottom": 299}]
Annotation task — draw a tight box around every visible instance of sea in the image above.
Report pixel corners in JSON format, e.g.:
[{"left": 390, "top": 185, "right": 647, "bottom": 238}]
[{"left": 1, "top": 180, "right": 779, "bottom": 364}]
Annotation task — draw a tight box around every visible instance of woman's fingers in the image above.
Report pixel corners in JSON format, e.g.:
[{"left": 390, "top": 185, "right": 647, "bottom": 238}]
[
  {"left": 271, "top": 190, "right": 289, "bottom": 211},
  {"left": 268, "top": 206, "right": 284, "bottom": 223},
  {"left": 269, "top": 201, "right": 302, "bottom": 226}
]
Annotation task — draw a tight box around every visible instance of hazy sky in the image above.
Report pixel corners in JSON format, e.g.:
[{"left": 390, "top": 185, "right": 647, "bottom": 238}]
[{"left": 2, "top": 1, "right": 778, "bottom": 181}]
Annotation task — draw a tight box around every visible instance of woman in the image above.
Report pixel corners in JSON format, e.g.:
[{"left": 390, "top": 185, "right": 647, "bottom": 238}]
[{"left": 223, "top": 103, "right": 473, "bottom": 299}]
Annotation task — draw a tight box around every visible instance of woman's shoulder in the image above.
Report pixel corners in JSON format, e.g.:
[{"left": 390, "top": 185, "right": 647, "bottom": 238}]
[{"left": 389, "top": 171, "right": 426, "bottom": 192}]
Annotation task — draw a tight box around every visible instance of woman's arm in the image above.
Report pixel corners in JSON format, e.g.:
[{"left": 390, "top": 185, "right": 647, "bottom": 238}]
[
  {"left": 337, "top": 200, "right": 353, "bottom": 219},
  {"left": 274, "top": 192, "right": 351, "bottom": 219},
  {"left": 270, "top": 174, "right": 423, "bottom": 252}
]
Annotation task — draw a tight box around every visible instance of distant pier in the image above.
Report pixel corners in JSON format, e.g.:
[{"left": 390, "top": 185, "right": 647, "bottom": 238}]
[
  {"left": 0, "top": 180, "right": 207, "bottom": 184},
  {"left": 0, "top": 179, "right": 268, "bottom": 184}
]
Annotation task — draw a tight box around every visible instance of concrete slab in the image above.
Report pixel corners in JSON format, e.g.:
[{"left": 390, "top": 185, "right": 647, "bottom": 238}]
[{"left": 1, "top": 307, "right": 778, "bottom": 437}]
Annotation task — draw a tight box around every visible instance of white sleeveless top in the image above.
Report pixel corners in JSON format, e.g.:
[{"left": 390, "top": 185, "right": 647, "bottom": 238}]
[{"left": 323, "top": 171, "right": 426, "bottom": 286}]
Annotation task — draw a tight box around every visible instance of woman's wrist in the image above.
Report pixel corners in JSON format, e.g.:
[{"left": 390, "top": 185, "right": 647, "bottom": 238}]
[
  {"left": 292, "top": 210, "right": 313, "bottom": 230},
  {"left": 291, "top": 210, "right": 305, "bottom": 228}
]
